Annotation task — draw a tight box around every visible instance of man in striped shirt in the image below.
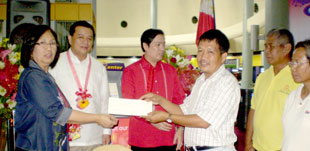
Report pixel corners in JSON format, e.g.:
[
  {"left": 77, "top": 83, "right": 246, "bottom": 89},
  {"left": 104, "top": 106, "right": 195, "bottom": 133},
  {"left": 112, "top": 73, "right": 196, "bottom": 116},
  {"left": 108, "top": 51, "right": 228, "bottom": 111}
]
[{"left": 142, "top": 29, "right": 240, "bottom": 151}]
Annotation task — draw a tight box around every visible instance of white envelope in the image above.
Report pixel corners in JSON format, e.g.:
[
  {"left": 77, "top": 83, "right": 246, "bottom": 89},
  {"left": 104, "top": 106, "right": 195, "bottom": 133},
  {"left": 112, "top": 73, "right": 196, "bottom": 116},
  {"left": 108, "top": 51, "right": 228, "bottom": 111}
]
[{"left": 108, "top": 97, "right": 153, "bottom": 116}]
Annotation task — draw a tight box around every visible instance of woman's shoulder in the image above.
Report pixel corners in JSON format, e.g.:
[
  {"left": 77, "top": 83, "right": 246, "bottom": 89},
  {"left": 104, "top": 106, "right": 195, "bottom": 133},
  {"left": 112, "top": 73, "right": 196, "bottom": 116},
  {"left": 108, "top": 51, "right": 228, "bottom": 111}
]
[{"left": 20, "top": 67, "right": 50, "bottom": 84}]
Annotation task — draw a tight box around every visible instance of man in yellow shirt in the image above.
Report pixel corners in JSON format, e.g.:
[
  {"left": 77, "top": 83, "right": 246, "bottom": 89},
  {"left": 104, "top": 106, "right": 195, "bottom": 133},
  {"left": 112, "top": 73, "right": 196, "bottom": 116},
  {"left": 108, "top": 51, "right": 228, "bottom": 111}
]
[{"left": 245, "top": 29, "right": 299, "bottom": 151}]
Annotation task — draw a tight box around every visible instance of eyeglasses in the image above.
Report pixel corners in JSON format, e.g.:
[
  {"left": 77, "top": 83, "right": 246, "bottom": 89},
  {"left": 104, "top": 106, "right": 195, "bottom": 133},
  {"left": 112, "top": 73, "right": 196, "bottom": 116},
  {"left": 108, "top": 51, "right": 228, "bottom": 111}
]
[
  {"left": 288, "top": 60, "right": 310, "bottom": 67},
  {"left": 35, "top": 41, "right": 57, "bottom": 48}
]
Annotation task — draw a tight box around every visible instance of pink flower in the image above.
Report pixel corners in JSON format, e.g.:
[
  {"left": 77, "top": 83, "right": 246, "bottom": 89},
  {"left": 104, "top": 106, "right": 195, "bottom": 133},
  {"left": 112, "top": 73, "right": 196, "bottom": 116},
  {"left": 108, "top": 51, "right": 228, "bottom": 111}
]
[
  {"left": 0, "top": 49, "right": 12, "bottom": 61},
  {"left": 11, "top": 92, "right": 17, "bottom": 101},
  {"left": 188, "top": 64, "right": 194, "bottom": 70},
  {"left": 185, "top": 55, "right": 192, "bottom": 60}
]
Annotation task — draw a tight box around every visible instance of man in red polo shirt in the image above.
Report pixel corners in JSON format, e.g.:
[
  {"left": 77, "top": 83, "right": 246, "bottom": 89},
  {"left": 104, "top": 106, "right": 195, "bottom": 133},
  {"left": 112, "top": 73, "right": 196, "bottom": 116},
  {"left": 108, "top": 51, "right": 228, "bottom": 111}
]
[{"left": 121, "top": 29, "right": 185, "bottom": 151}]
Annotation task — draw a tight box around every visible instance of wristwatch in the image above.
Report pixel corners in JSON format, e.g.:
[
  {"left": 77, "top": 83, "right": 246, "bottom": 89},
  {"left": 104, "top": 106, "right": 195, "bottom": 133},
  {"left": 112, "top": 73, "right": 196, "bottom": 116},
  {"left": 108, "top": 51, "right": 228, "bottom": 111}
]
[{"left": 167, "top": 113, "right": 172, "bottom": 123}]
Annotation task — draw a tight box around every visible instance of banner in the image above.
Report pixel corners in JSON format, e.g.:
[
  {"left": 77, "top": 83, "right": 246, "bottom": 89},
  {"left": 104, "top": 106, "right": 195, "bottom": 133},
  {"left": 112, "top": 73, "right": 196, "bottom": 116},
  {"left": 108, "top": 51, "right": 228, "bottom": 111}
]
[
  {"left": 196, "top": 0, "right": 216, "bottom": 45},
  {"left": 289, "top": 0, "right": 310, "bottom": 43}
]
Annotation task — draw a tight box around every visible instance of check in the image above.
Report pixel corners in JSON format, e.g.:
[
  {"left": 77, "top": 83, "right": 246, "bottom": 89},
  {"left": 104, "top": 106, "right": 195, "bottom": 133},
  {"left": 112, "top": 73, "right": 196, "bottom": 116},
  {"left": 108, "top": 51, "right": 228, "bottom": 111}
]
[{"left": 108, "top": 97, "right": 153, "bottom": 116}]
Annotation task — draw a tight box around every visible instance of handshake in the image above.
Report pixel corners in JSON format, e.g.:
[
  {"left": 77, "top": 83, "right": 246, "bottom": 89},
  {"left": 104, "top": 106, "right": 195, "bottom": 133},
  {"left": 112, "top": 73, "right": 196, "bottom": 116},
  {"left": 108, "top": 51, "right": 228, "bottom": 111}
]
[{"left": 96, "top": 114, "right": 118, "bottom": 128}]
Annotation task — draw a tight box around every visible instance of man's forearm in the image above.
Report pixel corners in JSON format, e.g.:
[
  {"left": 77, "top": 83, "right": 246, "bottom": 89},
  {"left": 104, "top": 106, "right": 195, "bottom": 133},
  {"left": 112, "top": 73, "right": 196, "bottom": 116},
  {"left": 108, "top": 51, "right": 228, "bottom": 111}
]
[
  {"left": 170, "top": 114, "right": 210, "bottom": 128},
  {"left": 159, "top": 98, "right": 183, "bottom": 115},
  {"left": 245, "top": 109, "right": 255, "bottom": 149}
]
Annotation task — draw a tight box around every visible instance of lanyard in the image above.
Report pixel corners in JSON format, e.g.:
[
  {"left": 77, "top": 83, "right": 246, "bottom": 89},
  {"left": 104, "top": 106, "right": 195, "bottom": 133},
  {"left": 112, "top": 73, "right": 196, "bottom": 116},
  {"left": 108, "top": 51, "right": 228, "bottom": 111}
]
[
  {"left": 66, "top": 51, "right": 92, "bottom": 94},
  {"left": 56, "top": 85, "right": 70, "bottom": 108}
]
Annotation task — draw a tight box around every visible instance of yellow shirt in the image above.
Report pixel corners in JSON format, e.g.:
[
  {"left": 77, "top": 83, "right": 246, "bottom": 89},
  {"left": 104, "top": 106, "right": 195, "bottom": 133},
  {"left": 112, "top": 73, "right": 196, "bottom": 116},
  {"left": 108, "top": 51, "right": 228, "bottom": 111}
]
[{"left": 251, "top": 66, "right": 299, "bottom": 151}]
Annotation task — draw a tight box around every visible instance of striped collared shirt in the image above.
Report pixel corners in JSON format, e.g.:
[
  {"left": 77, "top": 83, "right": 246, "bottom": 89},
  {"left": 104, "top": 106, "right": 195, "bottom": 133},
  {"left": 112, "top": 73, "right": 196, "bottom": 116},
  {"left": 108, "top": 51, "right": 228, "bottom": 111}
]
[{"left": 180, "top": 65, "right": 240, "bottom": 147}]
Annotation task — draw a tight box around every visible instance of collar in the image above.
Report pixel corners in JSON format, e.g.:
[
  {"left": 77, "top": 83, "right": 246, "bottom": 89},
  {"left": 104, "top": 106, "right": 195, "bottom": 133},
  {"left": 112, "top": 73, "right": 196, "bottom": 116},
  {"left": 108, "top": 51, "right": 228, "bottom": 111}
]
[
  {"left": 201, "top": 64, "right": 226, "bottom": 82},
  {"left": 29, "top": 60, "right": 54, "bottom": 80},
  {"left": 269, "top": 65, "right": 290, "bottom": 77},
  {"left": 140, "top": 55, "right": 162, "bottom": 69},
  {"left": 282, "top": 65, "right": 291, "bottom": 73},
  {"left": 68, "top": 48, "right": 90, "bottom": 64},
  {"left": 29, "top": 60, "right": 44, "bottom": 71}
]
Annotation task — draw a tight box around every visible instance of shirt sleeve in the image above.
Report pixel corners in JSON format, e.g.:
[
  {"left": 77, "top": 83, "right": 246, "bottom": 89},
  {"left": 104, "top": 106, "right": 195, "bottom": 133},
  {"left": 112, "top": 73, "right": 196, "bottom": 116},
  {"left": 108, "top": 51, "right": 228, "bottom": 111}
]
[
  {"left": 180, "top": 95, "right": 191, "bottom": 114},
  {"left": 121, "top": 67, "right": 135, "bottom": 99},
  {"left": 100, "top": 65, "right": 112, "bottom": 135},
  {"left": 197, "top": 78, "right": 240, "bottom": 129},
  {"left": 171, "top": 69, "right": 186, "bottom": 105},
  {"left": 251, "top": 73, "right": 262, "bottom": 110},
  {"left": 23, "top": 71, "right": 71, "bottom": 126}
]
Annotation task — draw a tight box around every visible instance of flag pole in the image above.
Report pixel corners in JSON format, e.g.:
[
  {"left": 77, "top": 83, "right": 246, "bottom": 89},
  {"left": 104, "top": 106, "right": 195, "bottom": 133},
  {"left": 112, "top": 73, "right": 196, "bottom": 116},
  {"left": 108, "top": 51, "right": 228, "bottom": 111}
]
[{"left": 150, "top": 0, "right": 158, "bottom": 28}]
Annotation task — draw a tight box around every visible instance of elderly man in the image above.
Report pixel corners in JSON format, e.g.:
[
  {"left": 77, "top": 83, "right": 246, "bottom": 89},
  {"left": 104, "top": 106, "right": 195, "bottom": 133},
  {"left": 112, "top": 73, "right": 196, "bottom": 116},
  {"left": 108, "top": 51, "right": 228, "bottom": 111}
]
[
  {"left": 50, "top": 21, "right": 111, "bottom": 151},
  {"left": 245, "top": 29, "right": 300, "bottom": 151},
  {"left": 142, "top": 29, "right": 240, "bottom": 151}
]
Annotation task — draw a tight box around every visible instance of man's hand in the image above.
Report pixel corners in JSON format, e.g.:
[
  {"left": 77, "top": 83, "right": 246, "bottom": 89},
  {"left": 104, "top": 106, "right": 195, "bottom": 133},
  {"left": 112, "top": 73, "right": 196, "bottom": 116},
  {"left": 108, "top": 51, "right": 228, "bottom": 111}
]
[
  {"left": 245, "top": 109, "right": 255, "bottom": 151},
  {"left": 102, "top": 135, "right": 111, "bottom": 145},
  {"left": 143, "top": 111, "right": 169, "bottom": 123},
  {"left": 151, "top": 122, "right": 172, "bottom": 131},
  {"left": 97, "top": 114, "right": 118, "bottom": 128},
  {"left": 173, "top": 127, "right": 184, "bottom": 150},
  {"left": 140, "top": 93, "right": 165, "bottom": 105}
]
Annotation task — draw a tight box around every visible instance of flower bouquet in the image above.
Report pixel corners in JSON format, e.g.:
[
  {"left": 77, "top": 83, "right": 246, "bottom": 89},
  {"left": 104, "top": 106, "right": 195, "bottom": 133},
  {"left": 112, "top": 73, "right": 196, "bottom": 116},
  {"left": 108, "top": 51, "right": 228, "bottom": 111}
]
[
  {"left": 162, "top": 45, "right": 201, "bottom": 96},
  {"left": 0, "top": 38, "right": 22, "bottom": 119}
]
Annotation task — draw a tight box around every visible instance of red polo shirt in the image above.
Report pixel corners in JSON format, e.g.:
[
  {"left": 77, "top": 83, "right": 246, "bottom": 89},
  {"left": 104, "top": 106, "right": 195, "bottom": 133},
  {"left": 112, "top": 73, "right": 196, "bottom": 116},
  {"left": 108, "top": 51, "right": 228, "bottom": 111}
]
[{"left": 121, "top": 56, "right": 185, "bottom": 147}]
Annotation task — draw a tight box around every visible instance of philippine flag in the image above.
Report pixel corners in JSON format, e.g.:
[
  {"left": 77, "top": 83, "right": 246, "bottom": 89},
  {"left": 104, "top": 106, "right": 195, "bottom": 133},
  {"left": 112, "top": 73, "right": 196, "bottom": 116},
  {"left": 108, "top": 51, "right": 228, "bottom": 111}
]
[{"left": 196, "top": 0, "right": 216, "bottom": 46}]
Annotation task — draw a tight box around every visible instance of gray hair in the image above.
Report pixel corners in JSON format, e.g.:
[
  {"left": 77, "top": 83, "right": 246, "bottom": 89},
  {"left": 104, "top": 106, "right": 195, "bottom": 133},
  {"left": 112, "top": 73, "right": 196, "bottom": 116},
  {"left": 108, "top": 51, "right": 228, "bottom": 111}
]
[
  {"left": 294, "top": 39, "right": 310, "bottom": 60},
  {"left": 266, "top": 28, "right": 295, "bottom": 57}
]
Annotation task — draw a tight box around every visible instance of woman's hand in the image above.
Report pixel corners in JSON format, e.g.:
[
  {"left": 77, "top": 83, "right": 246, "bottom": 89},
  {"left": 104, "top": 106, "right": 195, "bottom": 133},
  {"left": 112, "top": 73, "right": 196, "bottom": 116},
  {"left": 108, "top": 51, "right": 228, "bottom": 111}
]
[{"left": 97, "top": 114, "right": 118, "bottom": 128}]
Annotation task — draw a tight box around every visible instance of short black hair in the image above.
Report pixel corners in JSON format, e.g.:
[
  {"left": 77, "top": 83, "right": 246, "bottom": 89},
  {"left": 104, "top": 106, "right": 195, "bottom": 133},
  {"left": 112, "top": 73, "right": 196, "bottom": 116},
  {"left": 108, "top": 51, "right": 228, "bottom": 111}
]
[
  {"left": 140, "top": 29, "right": 164, "bottom": 52},
  {"left": 267, "top": 28, "right": 295, "bottom": 58},
  {"left": 69, "top": 21, "right": 96, "bottom": 40},
  {"left": 198, "top": 29, "right": 230, "bottom": 54},
  {"left": 9, "top": 23, "right": 36, "bottom": 45},
  {"left": 294, "top": 39, "right": 310, "bottom": 60},
  {"left": 21, "top": 25, "right": 60, "bottom": 68}
]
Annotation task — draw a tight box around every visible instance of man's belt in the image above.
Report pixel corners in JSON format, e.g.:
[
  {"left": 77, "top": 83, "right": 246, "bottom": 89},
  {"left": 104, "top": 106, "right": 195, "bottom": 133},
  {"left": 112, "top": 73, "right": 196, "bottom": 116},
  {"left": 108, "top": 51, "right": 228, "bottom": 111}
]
[{"left": 185, "top": 145, "right": 217, "bottom": 151}]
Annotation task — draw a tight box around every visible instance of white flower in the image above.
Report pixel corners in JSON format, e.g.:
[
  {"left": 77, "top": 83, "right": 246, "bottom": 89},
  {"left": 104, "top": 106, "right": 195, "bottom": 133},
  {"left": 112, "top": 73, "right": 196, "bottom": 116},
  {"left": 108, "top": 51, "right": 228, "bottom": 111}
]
[
  {"left": 8, "top": 52, "right": 18, "bottom": 64},
  {"left": 0, "top": 61, "right": 5, "bottom": 69},
  {"left": 7, "top": 99, "right": 16, "bottom": 109},
  {"left": 0, "top": 85, "right": 7, "bottom": 96},
  {"left": 175, "top": 55, "right": 182, "bottom": 62},
  {"left": 177, "top": 58, "right": 190, "bottom": 68},
  {"left": 0, "top": 103, "right": 4, "bottom": 109},
  {"left": 166, "top": 49, "right": 174, "bottom": 58},
  {"left": 7, "top": 44, "right": 16, "bottom": 50},
  {"left": 18, "top": 65, "right": 24, "bottom": 73}
]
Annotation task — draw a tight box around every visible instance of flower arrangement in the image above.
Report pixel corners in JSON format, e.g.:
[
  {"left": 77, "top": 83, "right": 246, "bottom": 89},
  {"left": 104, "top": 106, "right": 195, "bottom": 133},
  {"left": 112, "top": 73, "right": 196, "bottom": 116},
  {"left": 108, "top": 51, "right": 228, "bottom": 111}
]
[
  {"left": 163, "top": 45, "right": 194, "bottom": 70},
  {"left": 162, "top": 45, "right": 201, "bottom": 96},
  {"left": 0, "top": 38, "right": 23, "bottom": 119}
]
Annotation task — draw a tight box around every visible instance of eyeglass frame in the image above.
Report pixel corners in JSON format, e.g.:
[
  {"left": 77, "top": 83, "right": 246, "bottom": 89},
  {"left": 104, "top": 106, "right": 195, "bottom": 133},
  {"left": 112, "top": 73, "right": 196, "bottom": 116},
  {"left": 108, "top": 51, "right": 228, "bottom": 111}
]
[
  {"left": 35, "top": 41, "right": 58, "bottom": 48},
  {"left": 288, "top": 60, "right": 310, "bottom": 67}
]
